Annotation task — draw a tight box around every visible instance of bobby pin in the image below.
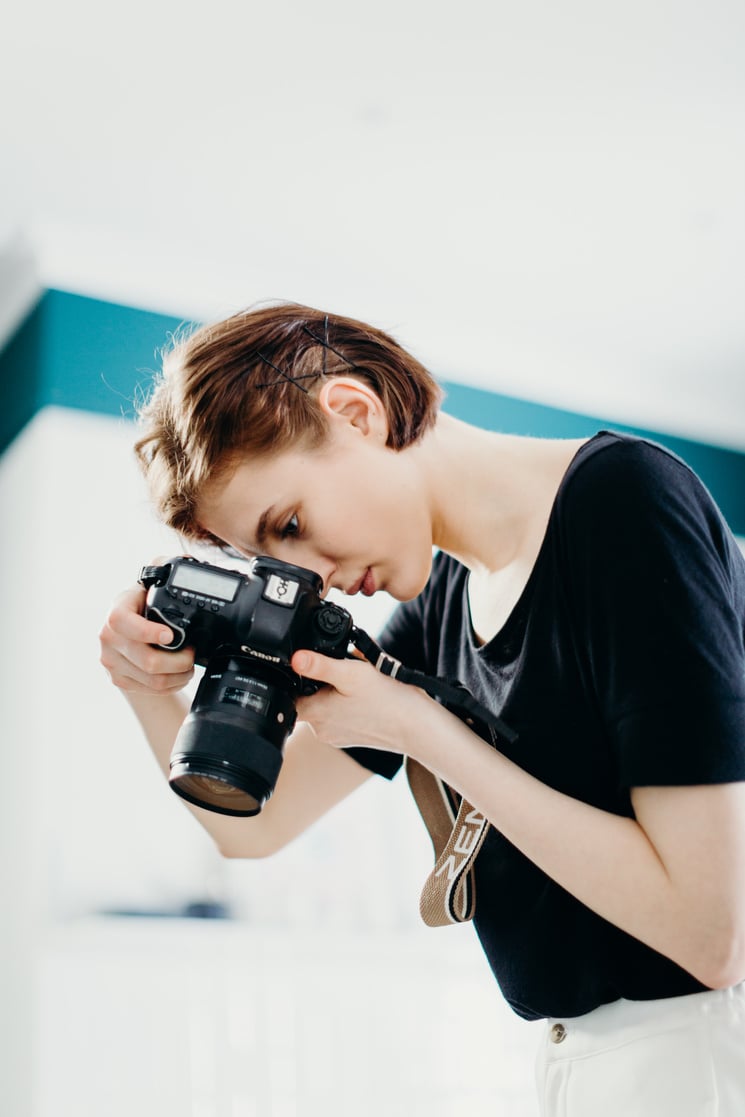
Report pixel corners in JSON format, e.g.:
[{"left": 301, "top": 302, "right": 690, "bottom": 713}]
[
  {"left": 301, "top": 320, "right": 360, "bottom": 372},
  {"left": 254, "top": 350, "right": 321, "bottom": 393}
]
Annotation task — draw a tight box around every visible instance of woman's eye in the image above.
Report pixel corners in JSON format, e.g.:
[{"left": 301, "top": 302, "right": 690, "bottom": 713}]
[
  {"left": 219, "top": 543, "right": 249, "bottom": 561},
  {"left": 280, "top": 514, "right": 300, "bottom": 539}
]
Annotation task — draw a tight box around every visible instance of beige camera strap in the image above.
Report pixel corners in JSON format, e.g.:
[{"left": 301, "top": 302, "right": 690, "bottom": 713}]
[
  {"left": 346, "top": 628, "right": 517, "bottom": 927},
  {"left": 404, "top": 756, "right": 491, "bottom": 926}
]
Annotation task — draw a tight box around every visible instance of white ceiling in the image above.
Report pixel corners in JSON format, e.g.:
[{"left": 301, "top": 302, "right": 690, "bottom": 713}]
[{"left": 2, "top": 0, "right": 744, "bottom": 448}]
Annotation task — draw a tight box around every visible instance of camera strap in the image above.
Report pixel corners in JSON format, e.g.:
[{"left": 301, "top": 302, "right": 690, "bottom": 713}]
[{"left": 351, "top": 627, "right": 517, "bottom": 928}]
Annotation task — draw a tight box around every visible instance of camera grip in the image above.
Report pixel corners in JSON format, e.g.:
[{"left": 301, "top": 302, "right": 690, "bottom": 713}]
[{"left": 145, "top": 603, "right": 188, "bottom": 651}]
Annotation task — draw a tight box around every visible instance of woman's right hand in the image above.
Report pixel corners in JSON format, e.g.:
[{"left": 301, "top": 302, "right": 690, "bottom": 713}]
[
  {"left": 99, "top": 584, "right": 374, "bottom": 860},
  {"left": 99, "top": 583, "right": 195, "bottom": 694}
]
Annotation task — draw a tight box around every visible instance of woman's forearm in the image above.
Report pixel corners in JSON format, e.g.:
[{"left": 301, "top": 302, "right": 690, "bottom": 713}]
[
  {"left": 124, "top": 690, "right": 372, "bottom": 858},
  {"left": 122, "top": 689, "right": 262, "bottom": 853},
  {"left": 125, "top": 689, "right": 190, "bottom": 779},
  {"left": 409, "top": 702, "right": 745, "bottom": 989}
]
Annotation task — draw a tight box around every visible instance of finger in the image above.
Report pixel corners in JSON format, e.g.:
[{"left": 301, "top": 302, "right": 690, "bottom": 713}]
[
  {"left": 291, "top": 650, "right": 366, "bottom": 692},
  {"left": 113, "top": 669, "right": 195, "bottom": 694},
  {"left": 100, "top": 614, "right": 194, "bottom": 677},
  {"left": 106, "top": 586, "right": 180, "bottom": 649},
  {"left": 119, "top": 631, "right": 195, "bottom": 676},
  {"left": 101, "top": 645, "right": 195, "bottom": 693}
]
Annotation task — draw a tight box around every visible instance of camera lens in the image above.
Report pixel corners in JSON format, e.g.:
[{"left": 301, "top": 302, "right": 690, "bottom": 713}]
[
  {"left": 168, "top": 655, "right": 298, "bottom": 817},
  {"left": 169, "top": 761, "right": 266, "bottom": 816}
]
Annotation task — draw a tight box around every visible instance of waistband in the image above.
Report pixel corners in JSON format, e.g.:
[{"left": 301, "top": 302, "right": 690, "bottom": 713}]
[{"left": 542, "top": 983, "right": 745, "bottom": 1061}]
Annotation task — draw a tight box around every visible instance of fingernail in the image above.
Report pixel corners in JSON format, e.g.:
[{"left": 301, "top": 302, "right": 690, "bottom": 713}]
[
  {"left": 294, "top": 652, "right": 310, "bottom": 672},
  {"left": 159, "top": 630, "right": 174, "bottom": 645}
]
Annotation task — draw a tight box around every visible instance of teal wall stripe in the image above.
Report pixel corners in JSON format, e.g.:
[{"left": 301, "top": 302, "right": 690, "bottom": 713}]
[
  {"left": 39, "top": 288, "right": 188, "bottom": 419},
  {"left": 2, "top": 288, "right": 744, "bottom": 533},
  {"left": 442, "top": 381, "right": 745, "bottom": 533},
  {"left": 0, "top": 289, "right": 187, "bottom": 453},
  {"left": 0, "top": 296, "right": 45, "bottom": 459}
]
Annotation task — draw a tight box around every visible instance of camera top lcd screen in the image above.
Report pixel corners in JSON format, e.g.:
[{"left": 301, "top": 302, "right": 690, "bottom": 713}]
[{"left": 171, "top": 564, "right": 240, "bottom": 602}]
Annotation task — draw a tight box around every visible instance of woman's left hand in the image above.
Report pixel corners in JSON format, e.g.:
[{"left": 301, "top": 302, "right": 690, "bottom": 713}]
[{"left": 290, "top": 649, "right": 436, "bottom": 754}]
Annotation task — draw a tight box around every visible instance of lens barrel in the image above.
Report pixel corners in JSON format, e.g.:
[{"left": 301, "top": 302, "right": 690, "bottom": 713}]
[{"left": 168, "top": 655, "right": 298, "bottom": 816}]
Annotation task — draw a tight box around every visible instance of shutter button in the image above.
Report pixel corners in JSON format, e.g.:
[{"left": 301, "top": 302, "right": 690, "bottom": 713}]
[{"left": 550, "top": 1023, "right": 567, "bottom": 1044}]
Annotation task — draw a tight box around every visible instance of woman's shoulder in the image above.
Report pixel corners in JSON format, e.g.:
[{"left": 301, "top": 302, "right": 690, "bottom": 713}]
[
  {"left": 564, "top": 429, "right": 696, "bottom": 488},
  {"left": 554, "top": 429, "right": 743, "bottom": 581},
  {"left": 558, "top": 430, "right": 718, "bottom": 526}
]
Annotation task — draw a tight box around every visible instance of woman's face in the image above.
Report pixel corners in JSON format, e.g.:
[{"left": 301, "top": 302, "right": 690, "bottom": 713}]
[{"left": 197, "top": 407, "right": 435, "bottom": 603}]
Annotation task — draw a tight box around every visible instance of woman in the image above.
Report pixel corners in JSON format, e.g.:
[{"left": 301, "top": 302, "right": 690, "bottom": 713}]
[{"left": 100, "top": 302, "right": 745, "bottom": 1115}]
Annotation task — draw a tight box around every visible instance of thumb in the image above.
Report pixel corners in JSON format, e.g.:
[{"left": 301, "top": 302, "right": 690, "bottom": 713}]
[
  {"left": 292, "top": 649, "right": 327, "bottom": 678},
  {"left": 292, "top": 650, "right": 349, "bottom": 688}
]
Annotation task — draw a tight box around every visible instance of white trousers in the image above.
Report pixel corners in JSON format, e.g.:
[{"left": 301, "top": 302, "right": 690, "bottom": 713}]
[{"left": 535, "top": 984, "right": 745, "bottom": 1117}]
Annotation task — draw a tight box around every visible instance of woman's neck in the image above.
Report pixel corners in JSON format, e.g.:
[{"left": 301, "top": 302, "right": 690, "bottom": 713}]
[{"left": 417, "top": 413, "right": 586, "bottom": 575}]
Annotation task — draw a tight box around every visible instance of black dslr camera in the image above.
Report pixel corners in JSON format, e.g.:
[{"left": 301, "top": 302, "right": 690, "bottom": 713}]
[{"left": 140, "top": 555, "right": 353, "bottom": 817}]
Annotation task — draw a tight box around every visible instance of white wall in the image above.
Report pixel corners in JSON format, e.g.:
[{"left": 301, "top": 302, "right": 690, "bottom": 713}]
[
  {"left": 2, "top": 0, "right": 744, "bottom": 450},
  {"left": 1, "top": 407, "right": 425, "bottom": 927},
  {"left": 0, "top": 406, "right": 538, "bottom": 1115}
]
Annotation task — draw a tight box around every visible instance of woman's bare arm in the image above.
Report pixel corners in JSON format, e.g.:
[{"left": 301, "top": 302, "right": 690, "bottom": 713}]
[
  {"left": 101, "top": 584, "right": 372, "bottom": 858},
  {"left": 292, "top": 648, "right": 745, "bottom": 990}
]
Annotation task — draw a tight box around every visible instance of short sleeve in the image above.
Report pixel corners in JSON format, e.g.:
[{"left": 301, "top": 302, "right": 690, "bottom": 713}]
[{"left": 557, "top": 438, "right": 745, "bottom": 788}]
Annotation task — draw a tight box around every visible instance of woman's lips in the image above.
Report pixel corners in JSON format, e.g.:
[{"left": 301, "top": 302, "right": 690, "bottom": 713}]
[{"left": 349, "top": 568, "right": 376, "bottom": 596}]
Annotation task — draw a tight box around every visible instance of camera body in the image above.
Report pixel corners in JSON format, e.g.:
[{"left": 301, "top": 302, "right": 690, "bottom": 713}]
[
  {"left": 140, "top": 555, "right": 354, "bottom": 817},
  {"left": 142, "top": 553, "right": 352, "bottom": 685}
]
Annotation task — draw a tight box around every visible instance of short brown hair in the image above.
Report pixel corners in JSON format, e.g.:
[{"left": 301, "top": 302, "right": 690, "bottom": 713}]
[{"left": 134, "top": 301, "right": 443, "bottom": 540}]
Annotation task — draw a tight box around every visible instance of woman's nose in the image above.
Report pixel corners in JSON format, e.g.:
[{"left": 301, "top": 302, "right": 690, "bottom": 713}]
[{"left": 279, "top": 547, "right": 336, "bottom": 596}]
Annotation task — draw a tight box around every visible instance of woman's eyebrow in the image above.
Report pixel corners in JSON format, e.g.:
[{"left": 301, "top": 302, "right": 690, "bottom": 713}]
[{"left": 255, "top": 506, "right": 275, "bottom": 548}]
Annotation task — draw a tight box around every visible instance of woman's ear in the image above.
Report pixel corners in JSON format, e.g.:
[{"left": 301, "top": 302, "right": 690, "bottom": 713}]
[{"left": 317, "top": 377, "right": 388, "bottom": 440}]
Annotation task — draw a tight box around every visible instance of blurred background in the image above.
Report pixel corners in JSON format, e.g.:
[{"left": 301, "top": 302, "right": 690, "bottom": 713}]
[{"left": 1, "top": 1, "right": 744, "bottom": 1114}]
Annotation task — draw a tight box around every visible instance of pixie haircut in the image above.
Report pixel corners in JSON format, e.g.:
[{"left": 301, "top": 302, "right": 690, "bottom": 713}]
[{"left": 134, "top": 301, "right": 443, "bottom": 541}]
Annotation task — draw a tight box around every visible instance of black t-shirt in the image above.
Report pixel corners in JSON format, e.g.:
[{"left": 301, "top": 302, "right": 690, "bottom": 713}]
[{"left": 347, "top": 431, "right": 745, "bottom": 1020}]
